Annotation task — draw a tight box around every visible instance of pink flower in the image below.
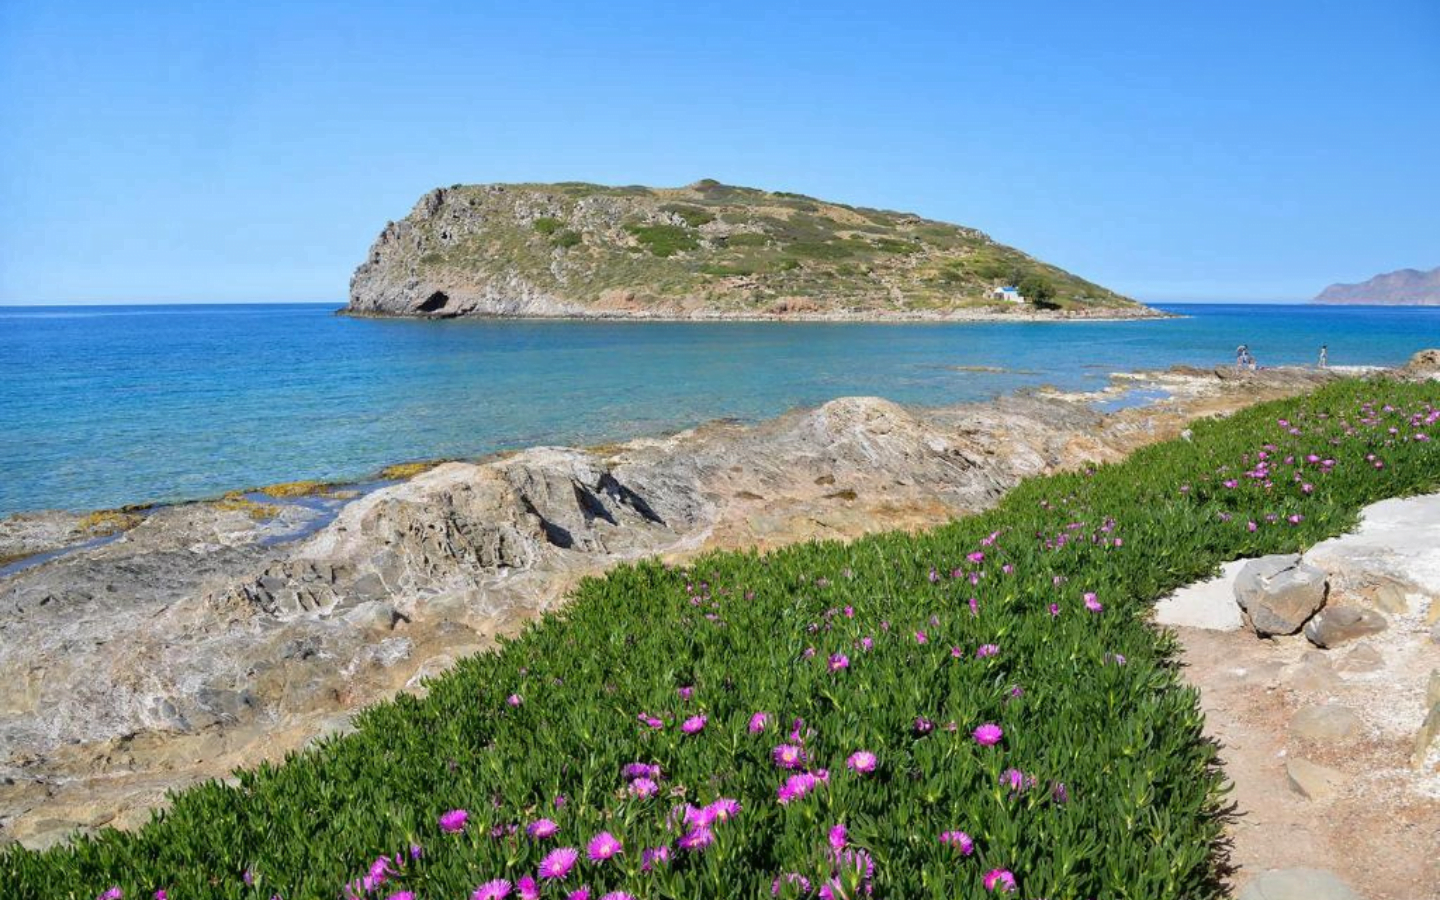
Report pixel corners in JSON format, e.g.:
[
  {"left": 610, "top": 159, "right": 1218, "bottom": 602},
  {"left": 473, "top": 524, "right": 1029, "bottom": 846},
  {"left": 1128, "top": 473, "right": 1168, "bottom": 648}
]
[
  {"left": 914, "top": 630, "right": 928, "bottom": 644},
  {"left": 749, "top": 711, "right": 771, "bottom": 733},
  {"left": 568, "top": 891, "right": 591, "bottom": 900},
  {"left": 828, "top": 653, "right": 850, "bottom": 672},
  {"left": 527, "top": 818, "right": 560, "bottom": 839},
  {"left": 777, "top": 772, "right": 824, "bottom": 804},
  {"left": 637, "top": 713, "right": 664, "bottom": 729},
  {"left": 517, "top": 877, "right": 540, "bottom": 900},
  {"left": 773, "top": 743, "right": 807, "bottom": 769},
  {"left": 599, "top": 893, "right": 635, "bottom": 900},
  {"left": 439, "top": 808, "right": 470, "bottom": 834},
  {"left": 846, "top": 750, "right": 877, "bottom": 774},
  {"left": 859, "top": 636, "right": 874, "bottom": 651},
  {"left": 939, "top": 830, "right": 974, "bottom": 854},
  {"left": 1083, "top": 592, "right": 1103, "bottom": 613},
  {"left": 506, "top": 693, "right": 523, "bottom": 707},
  {"left": 973, "top": 723, "right": 1003, "bottom": 746},
  {"left": 641, "top": 845, "right": 671, "bottom": 871},
  {"left": 472, "top": 881, "right": 512, "bottom": 900},
  {"left": 976, "top": 643, "right": 999, "bottom": 658},
  {"left": 828, "top": 823, "right": 847, "bottom": 852},
  {"left": 386, "top": 892, "right": 415, "bottom": 900},
  {"left": 678, "top": 825, "right": 715, "bottom": 851},
  {"left": 772, "top": 874, "right": 812, "bottom": 896},
  {"left": 705, "top": 797, "right": 742, "bottom": 823},
  {"left": 1048, "top": 603, "right": 1060, "bottom": 617},
  {"left": 983, "top": 869, "right": 1017, "bottom": 893},
  {"left": 98, "top": 890, "right": 123, "bottom": 900},
  {"left": 587, "top": 831, "right": 623, "bottom": 862},
  {"left": 681, "top": 714, "right": 707, "bottom": 734},
  {"left": 630, "top": 776, "right": 659, "bottom": 798},
  {"left": 677, "top": 685, "right": 694, "bottom": 701},
  {"left": 539, "top": 847, "right": 579, "bottom": 880}
]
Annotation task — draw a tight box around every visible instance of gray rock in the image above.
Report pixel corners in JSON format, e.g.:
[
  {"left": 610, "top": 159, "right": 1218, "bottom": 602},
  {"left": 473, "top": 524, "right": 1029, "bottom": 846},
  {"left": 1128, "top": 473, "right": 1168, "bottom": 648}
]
[
  {"left": 1429, "top": 669, "right": 1440, "bottom": 708},
  {"left": 1289, "top": 704, "right": 1364, "bottom": 744},
  {"left": 1413, "top": 702, "right": 1440, "bottom": 769},
  {"left": 1284, "top": 757, "right": 1348, "bottom": 801},
  {"left": 1303, "top": 606, "right": 1388, "bottom": 648},
  {"left": 1234, "top": 554, "right": 1328, "bottom": 636},
  {"left": 1286, "top": 652, "right": 1340, "bottom": 693},
  {"left": 1236, "top": 868, "right": 1363, "bottom": 900},
  {"left": 1334, "top": 643, "right": 1385, "bottom": 674}
]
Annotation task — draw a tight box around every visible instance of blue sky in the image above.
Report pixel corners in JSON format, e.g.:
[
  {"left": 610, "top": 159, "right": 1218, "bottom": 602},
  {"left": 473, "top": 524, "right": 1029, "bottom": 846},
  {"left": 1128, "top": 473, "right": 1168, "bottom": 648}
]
[{"left": 1, "top": 1, "right": 1436, "bottom": 305}]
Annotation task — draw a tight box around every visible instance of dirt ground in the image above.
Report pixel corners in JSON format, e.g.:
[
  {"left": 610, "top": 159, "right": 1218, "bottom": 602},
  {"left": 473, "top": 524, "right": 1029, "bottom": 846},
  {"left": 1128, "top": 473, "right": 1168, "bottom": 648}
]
[{"left": 1176, "top": 625, "right": 1440, "bottom": 900}]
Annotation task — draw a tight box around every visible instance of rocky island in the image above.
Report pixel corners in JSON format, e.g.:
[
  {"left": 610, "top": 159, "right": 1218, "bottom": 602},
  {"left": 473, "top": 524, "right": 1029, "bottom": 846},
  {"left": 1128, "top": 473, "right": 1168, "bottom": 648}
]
[{"left": 346, "top": 180, "right": 1155, "bottom": 319}]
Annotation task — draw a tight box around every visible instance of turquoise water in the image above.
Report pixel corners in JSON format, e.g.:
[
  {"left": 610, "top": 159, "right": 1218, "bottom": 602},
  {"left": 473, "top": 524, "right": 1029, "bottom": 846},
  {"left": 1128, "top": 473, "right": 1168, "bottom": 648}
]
[{"left": 1, "top": 302, "right": 1435, "bottom": 517}]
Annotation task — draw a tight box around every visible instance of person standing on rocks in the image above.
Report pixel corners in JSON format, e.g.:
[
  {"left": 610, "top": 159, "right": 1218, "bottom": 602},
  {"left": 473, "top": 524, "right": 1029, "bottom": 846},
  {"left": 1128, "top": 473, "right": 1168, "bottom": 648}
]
[{"left": 1318, "top": 345, "right": 1328, "bottom": 369}]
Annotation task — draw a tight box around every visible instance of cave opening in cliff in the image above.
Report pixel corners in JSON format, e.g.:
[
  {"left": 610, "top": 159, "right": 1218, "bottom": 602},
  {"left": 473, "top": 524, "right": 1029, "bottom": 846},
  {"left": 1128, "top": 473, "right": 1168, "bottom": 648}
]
[{"left": 417, "top": 291, "right": 450, "bottom": 313}]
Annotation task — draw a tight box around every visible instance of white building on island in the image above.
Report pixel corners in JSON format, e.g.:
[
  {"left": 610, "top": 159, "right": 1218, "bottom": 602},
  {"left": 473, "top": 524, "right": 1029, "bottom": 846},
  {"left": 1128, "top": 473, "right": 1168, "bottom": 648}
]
[{"left": 989, "top": 286, "right": 1025, "bottom": 304}]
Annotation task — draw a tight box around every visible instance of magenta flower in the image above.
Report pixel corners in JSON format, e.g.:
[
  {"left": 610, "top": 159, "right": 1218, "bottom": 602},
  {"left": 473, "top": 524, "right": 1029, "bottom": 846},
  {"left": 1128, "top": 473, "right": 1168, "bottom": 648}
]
[
  {"left": 1083, "top": 592, "right": 1103, "bottom": 613},
  {"left": 98, "top": 890, "right": 123, "bottom": 900},
  {"left": 506, "top": 693, "right": 523, "bottom": 707},
  {"left": 846, "top": 750, "right": 877, "bottom": 774},
  {"left": 749, "top": 711, "right": 771, "bottom": 733},
  {"left": 681, "top": 714, "right": 707, "bottom": 734},
  {"left": 1000, "top": 767, "right": 1030, "bottom": 792},
  {"left": 973, "top": 723, "right": 1003, "bottom": 746},
  {"left": 539, "top": 847, "right": 579, "bottom": 880},
  {"left": 777, "top": 771, "right": 824, "bottom": 804},
  {"left": 773, "top": 873, "right": 812, "bottom": 896},
  {"left": 828, "top": 823, "right": 847, "bottom": 852},
  {"left": 939, "top": 830, "right": 974, "bottom": 855},
  {"left": 641, "top": 845, "right": 671, "bottom": 871},
  {"left": 983, "top": 868, "right": 1017, "bottom": 893},
  {"left": 976, "top": 643, "right": 999, "bottom": 658},
  {"left": 678, "top": 825, "right": 715, "bottom": 851},
  {"left": 526, "top": 818, "right": 560, "bottom": 840},
  {"left": 439, "top": 808, "right": 470, "bottom": 834},
  {"left": 629, "top": 776, "right": 659, "bottom": 799},
  {"left": 637, "top": 713, "right": 664, "bottom": 729},
  {"left": 705, "top": 797, "right": 742, "bottom": 822},
  {"left": 677, "top": 685, "right": 694, "bottom": 701},
  {"left": 828, "top": 652, "right": 850, "bottom": 672},
  {"left": 773, "top": 743, "right": 807, "bottom": 769},
  {"left": 472, "top": 881, "right": 512, "bottom": 900},
  {"left": 914, "top": 630, "right": 928, "bottom": 644},
  {"left": 587, "top": 831, "right": 623, "bottom": 862},
  {"left": 913, "top": 716, "right": 935, "bottom": 736},
  {"left": 599, "top": 893, "right": 635, "bottom": 900},
  {"left": 155, "top": 892, "right": 168, "bottom": 900},
  {"left": 386, "top": 893, "right": 415, "bottom": 900},
  {"left": 517, "top": 876, "right": 540, "bottom": 900},
  {"left": 859, "top": 636, "right": 874, "bottom": 651}
]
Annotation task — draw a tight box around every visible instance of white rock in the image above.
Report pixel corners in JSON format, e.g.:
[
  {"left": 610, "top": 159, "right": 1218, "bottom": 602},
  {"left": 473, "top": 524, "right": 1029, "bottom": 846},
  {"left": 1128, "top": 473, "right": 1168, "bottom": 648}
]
[{"left": 1153, "top": 559, "right": 1247, "bottom": 631}]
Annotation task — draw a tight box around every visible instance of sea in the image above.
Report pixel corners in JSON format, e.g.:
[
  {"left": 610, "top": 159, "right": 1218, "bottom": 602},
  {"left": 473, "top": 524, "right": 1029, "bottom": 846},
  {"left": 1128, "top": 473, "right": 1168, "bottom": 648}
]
[{"left": 1, "top": 302, "right": 1435, "bottom": 517}]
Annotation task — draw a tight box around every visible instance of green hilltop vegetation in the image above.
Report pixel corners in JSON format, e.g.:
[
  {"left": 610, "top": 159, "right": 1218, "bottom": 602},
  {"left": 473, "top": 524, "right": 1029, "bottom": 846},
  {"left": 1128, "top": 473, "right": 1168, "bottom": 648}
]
[
  {"left": 5, "top": 377, "right": 1437, "bottom": 899},
  {"left": 347, "top": 180, "right": 1149, "bottom": 317}
]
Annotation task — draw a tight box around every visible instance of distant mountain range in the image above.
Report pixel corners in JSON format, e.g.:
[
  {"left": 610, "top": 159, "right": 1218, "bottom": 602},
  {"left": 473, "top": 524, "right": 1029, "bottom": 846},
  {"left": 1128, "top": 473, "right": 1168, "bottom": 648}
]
[{"left": 1313, "top": 266, "right": 1440, "bottom": 306}]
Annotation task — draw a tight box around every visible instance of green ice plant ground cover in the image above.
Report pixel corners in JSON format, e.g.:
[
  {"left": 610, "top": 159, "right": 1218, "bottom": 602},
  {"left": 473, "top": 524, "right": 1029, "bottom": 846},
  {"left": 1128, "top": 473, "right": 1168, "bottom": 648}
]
[{"left": 4, "top": 379, "right": 1437, "bottom": 900}]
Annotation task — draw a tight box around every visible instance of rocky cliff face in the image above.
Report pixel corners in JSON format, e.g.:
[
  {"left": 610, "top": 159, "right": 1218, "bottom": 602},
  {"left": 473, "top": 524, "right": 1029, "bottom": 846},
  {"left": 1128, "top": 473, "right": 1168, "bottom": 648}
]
[
  {"left": 0, "top": 365, "right": 1357, "bottom": 848},
  {"left": 1313, "top": 266, "right": 1440, "bottom": 305},
  {"left": 347, "top": 181, "right": 1151, "bottom": 319}
]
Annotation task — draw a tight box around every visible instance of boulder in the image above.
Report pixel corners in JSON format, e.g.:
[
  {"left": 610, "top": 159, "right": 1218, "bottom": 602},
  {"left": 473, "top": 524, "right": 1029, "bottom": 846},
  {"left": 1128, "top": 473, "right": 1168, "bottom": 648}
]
[
  {"left": 1234, "top": 554, "right": 1327, "bottom": 636},
  {"left": 1284, "top": 757, "right": 1349, "bottom": 801},
  {"left": 1289, "top": 704, "right": 1363, "bottom": 744},
  {"left": 1303, "top": 606, "right": 1388, "bottom": 648},
  {"left": 1236, "top": 869, "right": 1363, "bottom": 900}
]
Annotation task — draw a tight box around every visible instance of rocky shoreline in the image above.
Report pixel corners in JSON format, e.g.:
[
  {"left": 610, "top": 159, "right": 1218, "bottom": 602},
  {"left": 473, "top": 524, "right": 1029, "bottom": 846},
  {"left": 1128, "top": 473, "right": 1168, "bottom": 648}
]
[
  {"left": 0, "top": 360, "right": 1426, "bottom": 851},
  {"left": 337, "top": 303, "right": 1169, "bottom": 324}
]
